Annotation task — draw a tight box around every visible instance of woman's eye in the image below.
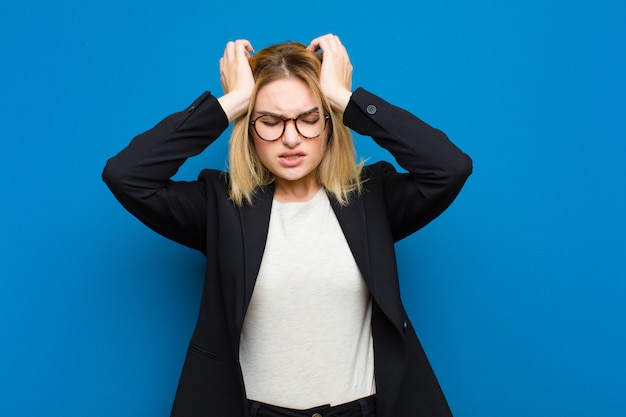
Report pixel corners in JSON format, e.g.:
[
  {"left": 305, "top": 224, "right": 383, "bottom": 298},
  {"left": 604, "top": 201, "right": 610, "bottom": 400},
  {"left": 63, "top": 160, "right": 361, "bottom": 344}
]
[
  {"left": 260, "top": 117, "right": 281, "bottom": 127},
  {"left": 300, "top": 114, "right": 320, "bottom": 124}
]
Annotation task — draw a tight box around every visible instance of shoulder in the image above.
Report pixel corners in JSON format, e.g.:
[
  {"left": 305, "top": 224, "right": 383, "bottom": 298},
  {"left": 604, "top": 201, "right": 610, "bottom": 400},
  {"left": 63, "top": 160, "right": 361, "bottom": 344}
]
[
  {"left": 353, "top": 161, "right": 399, "bottom": 204},
  {"left": 198, "top": 168, "right": 231, "bottom": 195},
  {"left": 199, "top": 168, "right": 229, "bottom": 181},
  {"left": 362, "top": 161, "right": 400, "bottom": 184},
  {"left": 197, "top": 169, "right": 274, "bottom": 209}
]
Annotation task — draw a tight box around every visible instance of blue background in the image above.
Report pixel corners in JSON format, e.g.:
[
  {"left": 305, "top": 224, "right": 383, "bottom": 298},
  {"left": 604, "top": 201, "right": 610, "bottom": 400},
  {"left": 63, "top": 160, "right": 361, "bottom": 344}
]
[{"left": 2, "top": 0, "right": 625, "bottom": 415}]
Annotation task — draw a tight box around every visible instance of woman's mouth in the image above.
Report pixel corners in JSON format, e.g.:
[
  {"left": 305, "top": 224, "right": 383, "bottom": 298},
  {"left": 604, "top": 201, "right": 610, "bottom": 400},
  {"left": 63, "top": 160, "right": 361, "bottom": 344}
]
[{"left": 279, "top": 152, "right": 305, "bottom": 167}]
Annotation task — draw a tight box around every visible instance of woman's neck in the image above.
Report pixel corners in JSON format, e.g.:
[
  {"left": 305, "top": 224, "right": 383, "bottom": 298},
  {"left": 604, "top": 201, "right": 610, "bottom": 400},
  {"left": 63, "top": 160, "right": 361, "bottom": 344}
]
[{"left": 273, "top": 180, "right": 322, "bottom": 203}]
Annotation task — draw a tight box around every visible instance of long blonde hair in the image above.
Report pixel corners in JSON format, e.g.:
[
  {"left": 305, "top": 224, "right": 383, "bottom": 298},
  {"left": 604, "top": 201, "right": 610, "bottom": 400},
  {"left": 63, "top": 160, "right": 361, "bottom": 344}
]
[{"left": 228, "top": 41, "right": 363, "bottom": 206}]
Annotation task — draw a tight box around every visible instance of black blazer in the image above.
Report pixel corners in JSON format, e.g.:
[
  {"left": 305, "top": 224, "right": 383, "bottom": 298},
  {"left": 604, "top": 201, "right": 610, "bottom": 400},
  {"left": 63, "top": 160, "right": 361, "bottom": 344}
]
[{"left": 103, "top": 88, "right": 472, "bottom": 417}]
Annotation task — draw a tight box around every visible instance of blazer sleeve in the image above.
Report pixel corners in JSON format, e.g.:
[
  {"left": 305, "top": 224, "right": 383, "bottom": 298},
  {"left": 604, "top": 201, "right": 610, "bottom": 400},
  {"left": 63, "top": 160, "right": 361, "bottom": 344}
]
[
  {"left": 102, "top": 92, "right": 230, "bottom": 251},
  {"left": 343, "top": 88, "right": 473, "bottom": 241}
]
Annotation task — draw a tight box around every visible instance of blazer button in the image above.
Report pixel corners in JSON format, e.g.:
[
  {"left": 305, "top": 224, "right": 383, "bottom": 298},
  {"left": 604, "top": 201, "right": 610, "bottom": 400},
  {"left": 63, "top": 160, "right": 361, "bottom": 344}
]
[
  {"left": 403, "top": 320, "right": 408, "bottom": 334},
  {"left": 312, "top": 414, "right": 322, "bottom": 417},
  {"left": 366, "top": 104, "right": 377, "bottom": 114}
]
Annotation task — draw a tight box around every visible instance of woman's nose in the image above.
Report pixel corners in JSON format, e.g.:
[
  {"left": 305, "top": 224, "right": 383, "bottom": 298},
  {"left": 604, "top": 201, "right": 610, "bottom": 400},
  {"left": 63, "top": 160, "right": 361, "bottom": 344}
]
[{"left": 281, "top": 120, "right": 302, "bottom": 147}]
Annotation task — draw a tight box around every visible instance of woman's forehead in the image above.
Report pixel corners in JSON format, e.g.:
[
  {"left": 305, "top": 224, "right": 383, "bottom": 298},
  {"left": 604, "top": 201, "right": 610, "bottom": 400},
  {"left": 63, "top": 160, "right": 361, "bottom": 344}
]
[{"left": 254, "top": 78, "right": 320, "bottom": 116}]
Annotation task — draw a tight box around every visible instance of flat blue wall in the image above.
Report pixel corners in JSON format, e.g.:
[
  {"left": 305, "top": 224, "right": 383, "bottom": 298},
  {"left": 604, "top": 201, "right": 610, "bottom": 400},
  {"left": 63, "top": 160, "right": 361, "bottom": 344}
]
[{"left": 2, "top": 0, "right": 625, "bottom": 415}]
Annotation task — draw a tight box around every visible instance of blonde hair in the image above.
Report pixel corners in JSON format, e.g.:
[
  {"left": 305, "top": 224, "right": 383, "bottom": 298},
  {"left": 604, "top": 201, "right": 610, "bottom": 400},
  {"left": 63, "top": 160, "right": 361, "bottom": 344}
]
[{"left": 228, "top": 41, "right": 363, "bottom": 206}]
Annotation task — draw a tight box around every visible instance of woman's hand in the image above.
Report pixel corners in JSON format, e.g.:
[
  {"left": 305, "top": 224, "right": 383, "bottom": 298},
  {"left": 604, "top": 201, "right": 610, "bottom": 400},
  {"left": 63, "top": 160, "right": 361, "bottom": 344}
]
[
  {"left": 307, "top": 34, "right": 353, "bottom": 113},
  {"left": 217, "top": 39, "right": 255, "bottom": 122}
]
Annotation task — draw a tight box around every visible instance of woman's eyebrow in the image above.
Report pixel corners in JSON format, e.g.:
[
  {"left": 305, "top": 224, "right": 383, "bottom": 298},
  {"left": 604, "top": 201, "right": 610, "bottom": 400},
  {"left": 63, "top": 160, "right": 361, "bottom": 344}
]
[{"left": 254, "top": 106, "right": 319, "bottom": 117}]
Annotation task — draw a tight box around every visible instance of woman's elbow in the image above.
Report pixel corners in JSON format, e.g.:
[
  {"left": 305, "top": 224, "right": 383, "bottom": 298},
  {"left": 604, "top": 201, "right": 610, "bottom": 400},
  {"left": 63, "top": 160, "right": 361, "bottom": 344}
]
[
  {"left": 448, "top": 152, "right": 473, "bottom": 187},
  {"left": 101, "top": 157, "right": 130, "bottom": 197}
]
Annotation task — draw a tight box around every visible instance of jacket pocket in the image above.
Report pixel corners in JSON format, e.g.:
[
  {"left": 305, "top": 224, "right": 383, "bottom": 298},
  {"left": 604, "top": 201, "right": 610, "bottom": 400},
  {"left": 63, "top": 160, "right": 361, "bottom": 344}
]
[{"left": 188, "top": 342, "right": 222, "bottom": 361}]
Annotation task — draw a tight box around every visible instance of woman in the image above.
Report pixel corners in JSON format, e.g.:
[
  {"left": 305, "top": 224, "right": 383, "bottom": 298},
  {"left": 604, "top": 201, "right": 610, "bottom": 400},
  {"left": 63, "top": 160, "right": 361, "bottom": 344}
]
[{"left": 103, "top": 34, "right": 472, "bottom": 417}]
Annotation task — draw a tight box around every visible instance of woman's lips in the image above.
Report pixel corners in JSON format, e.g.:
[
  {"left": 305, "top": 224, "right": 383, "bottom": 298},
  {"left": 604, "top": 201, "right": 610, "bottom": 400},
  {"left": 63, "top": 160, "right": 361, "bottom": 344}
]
[{"left": 278, "top": 152, "right": 305, "bottom": 167}]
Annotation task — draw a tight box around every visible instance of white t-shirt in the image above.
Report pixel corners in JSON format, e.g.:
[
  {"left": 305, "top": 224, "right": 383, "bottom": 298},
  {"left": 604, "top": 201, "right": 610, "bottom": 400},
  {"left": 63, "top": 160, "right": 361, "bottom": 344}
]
[{"left": 239, "top": 189, "right": 376, "bottom": 408}]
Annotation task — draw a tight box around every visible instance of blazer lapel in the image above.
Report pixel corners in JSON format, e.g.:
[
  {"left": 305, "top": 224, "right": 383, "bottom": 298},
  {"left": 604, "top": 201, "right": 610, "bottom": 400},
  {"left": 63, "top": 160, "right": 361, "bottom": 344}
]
[
  {"left": 238, "top": 184, "right": 274, "bottom": 318},
  {"left": 329, "top": 194, "right": 372, "bottom": 287},
  {"left": 331, "top": 193, "right": 404, "bottom": 336}
]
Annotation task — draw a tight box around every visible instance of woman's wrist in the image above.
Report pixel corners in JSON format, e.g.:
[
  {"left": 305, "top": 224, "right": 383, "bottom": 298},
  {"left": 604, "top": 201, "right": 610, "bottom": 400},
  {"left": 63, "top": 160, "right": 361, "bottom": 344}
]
[
  {"left": 217, "top": 90, "right": 250, "bottom": 122},
  {"left": 327, "top": 88, "right": 353, "bottom": 114}
]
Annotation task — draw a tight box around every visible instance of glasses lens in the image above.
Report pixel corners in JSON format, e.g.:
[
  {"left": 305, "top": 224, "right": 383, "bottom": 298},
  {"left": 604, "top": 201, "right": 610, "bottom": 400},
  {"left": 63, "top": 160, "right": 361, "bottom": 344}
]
[
  {"left": 296, "top": 112, "right": 323, "bottom": 138},
  {"left": 254, "top": 115, "right": 284, "bottom": 141}
]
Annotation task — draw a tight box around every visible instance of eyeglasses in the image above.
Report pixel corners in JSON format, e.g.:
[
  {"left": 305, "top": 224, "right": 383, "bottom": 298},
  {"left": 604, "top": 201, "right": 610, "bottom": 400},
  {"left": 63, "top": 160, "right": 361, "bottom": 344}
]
[{"left": 250, "top": 111, "right": 331, "bottom": 142}]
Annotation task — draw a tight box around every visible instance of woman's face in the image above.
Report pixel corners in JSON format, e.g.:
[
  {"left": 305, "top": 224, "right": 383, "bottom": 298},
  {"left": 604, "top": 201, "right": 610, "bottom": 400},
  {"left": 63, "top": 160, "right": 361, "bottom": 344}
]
[{"left": 251, "top": 78, "right": 329, "bottom": 193}]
